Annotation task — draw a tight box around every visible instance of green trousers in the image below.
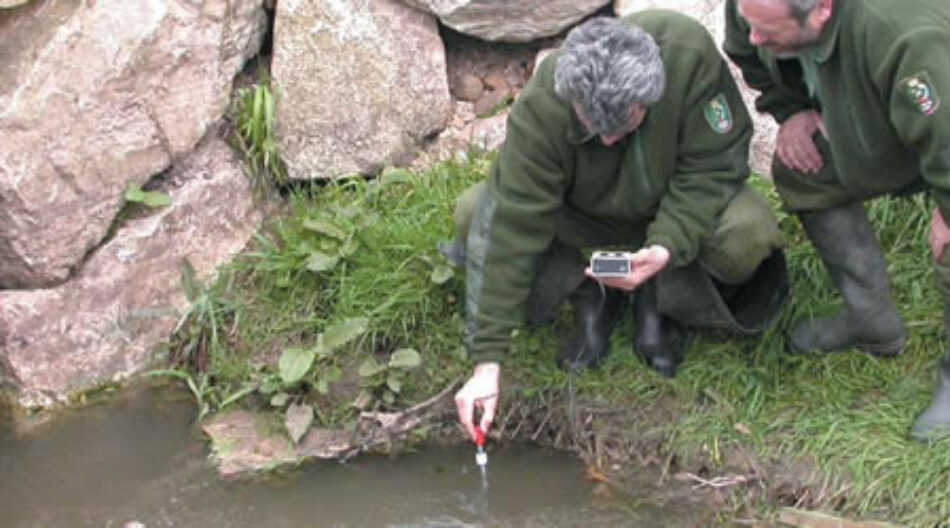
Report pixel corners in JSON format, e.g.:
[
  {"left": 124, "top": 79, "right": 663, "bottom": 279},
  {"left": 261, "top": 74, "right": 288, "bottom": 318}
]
[
  {"left": 454, "top": 181, "right": 782, "bottom": 286},
  {"left": 771, "top": 133, "right": 950, "bottom": 301}
]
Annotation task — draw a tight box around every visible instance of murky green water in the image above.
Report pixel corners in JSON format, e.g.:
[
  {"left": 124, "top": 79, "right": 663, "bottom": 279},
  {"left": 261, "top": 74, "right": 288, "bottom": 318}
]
[{"left": 0, "top": 386, "right": 702, "bottom": 528}]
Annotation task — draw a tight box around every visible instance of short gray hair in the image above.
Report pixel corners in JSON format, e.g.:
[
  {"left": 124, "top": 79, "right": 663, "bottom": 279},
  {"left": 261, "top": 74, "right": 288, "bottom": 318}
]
[
  {"left": 781, "top": 0, "right": 820, "bottom": 23},
  {"left": 554, "top": 17, "right": 665, "bottom": 137}
]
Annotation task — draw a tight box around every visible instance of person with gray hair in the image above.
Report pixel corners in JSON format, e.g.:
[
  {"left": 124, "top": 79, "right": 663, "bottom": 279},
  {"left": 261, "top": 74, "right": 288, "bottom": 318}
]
[
  {"left": 724, "top": 0, "right": 950, "bottom": 442},
  {"left": 554, "top": 17, "right": 665, "bottom": 141},
  {"left": 446, "top": 12, "right": 788, "bottom": 443}
]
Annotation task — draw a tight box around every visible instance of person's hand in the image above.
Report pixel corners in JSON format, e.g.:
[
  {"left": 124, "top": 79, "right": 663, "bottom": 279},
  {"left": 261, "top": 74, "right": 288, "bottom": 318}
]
[
  {"left": 585, "top": 245, "right": 670, "bottom": 292},
  {"left": 776, "top": 110, "right": 826, "bottom": 174},
  {"left": 455, "top": 362, "right": 500, "bottom": 442},
  {"left": 930, "top": 207, "right": 950, "bottom": 261}
]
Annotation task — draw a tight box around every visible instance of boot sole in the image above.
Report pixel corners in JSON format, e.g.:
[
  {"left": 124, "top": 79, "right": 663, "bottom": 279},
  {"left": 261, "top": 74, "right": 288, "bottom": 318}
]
[
  {"left": 910, "top": 423, "right": 950, "bottom": 444},
  {"left": 786, "top": 336, "right": 907, "bottom": 357},
  {"left": 858, "top": 337, "right": 908, "bottom": 358}
]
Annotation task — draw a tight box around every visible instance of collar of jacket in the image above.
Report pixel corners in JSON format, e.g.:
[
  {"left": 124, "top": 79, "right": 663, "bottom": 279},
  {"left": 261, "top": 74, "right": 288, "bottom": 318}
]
[
  {"left": 566, "top": 108, "right": 597, "bottom": 145},
  {"left": 810, "top": 0, "right": 844, "bottom": 63}
]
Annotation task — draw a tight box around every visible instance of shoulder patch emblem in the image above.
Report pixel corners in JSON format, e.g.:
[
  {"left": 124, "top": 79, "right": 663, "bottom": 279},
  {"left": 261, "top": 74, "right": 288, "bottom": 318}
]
[
  {"left": 703, "top": 93, "right": 733, "bottom": 134},
  {"left": 899, "top": 71, "right": 940, "bottom": 116}
]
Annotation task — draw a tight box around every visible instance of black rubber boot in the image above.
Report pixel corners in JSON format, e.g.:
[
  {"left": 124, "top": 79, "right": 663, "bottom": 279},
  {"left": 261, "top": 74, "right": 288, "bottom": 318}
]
[
  {"left": 633, "top": 279, "right": 686, "bottom": 377},
  {"left": 789, "top": 203, "right": 907, "bottom": 356},
  {"left": 556, "top": 279, "right": 626, "bottom": 371},
  {"left": 911, "top": 307, "right": 950, "bottom": 443},
  {"left": 437, "top": 235, "right": 466, "bottom": 266}
]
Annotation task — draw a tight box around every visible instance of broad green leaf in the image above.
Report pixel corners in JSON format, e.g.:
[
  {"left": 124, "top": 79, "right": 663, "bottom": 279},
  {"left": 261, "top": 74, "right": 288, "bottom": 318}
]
[
  {"left": 358, "top": 358, "right": 386, "bottom": 378},
  {"left": 386, "top": 374, "right": 402, "bottom": 393},
  {"left": 306, "top": 251, "right": 340, "bottom": 272},
  {"left": 389, "top": 348, "right": 422, "bottom": 369},
  {"left": 430, "top": 265, "right": 454, "bottom": 285},
  {"left": 318, "top": 317, "right": 369, "bottom": 354},
  {"left": 315, "top": 379, "right": 330, "bottom": 395},
  {"left": 323, "top": 366, "right": 342, "bottom": 383},
  {"left": 383, "top": 391, "right": 395, "bottom": 405},
  {"left": 125, "top": 185, "right": 146, "bottom": 202},
  {"left": 144, "top": 369, "right": 191, "bottom": 382},
  {"left": 357, "top": 213, "right": 379, "bottom": 230},
  {"left": 302, "top": 218, "right": 347, "bottom": 240},
  {"left": 270, "top": 392, "right": 289, "bottom": 407},
  {"left": 278, "top": 347, "right": 316, "bottom": 385},
  {"left": 258, "top": 379, "right": 280, "bottom": 395},
  {"left": 337, "top": 205, "right": 360, "bottom": 219},
  {"left": 380, "top": 167, "right": 413, "bottom": 185},
  {"left": 141, "top": 190, "right": 171, "bottom": 208},
  {"left": 285, "top": 403, "right": 313, "bottom": 445},
  {"left": 339, "top": 237, "right": 361, "bottom": 257},
  {"left": 124, "top": 184, "right": 170, "bottom": 208}
]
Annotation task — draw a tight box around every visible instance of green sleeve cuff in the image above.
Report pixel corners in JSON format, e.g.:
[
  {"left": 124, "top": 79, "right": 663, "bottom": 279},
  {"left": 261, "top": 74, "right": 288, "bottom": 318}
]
[
  {"left": 770, "top": 102, "right": 814, "bottom": 124},
  {"left": 469, "top": 349, "right": 508, "bottom": 365},
  {"left": 644, "top": 234, "right": 687, "bottom": 268}
]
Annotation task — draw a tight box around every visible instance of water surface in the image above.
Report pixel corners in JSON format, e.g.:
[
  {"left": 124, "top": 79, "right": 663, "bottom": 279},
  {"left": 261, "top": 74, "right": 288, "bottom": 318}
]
[{"left": 0, "top": 386, "right": 700, "bottom": 527}]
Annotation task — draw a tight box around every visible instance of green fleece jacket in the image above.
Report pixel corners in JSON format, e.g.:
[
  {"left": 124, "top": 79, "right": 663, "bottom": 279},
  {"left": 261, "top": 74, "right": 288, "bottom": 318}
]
[
  {"left": 724, "top": 0, "right": 950, "bottom": 216},
  {"left": 466, "top": 10, "right": 754, "bottom": 363}
]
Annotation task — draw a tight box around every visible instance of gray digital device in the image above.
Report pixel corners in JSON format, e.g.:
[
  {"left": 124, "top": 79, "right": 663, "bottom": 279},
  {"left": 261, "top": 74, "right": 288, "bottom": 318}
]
[{"left": 590, "top": 251, "right": 634, "bottom": 278}]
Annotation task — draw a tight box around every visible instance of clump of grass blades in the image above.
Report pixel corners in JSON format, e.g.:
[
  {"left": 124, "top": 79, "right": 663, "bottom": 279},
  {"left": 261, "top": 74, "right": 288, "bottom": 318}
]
[{"left": 234, "top": 80, "right": 286, "bottom": 191}]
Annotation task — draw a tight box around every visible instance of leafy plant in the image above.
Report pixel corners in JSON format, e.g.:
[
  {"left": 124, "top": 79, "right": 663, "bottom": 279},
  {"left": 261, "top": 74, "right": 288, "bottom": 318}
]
[
  {"left": 357, "top": 347, "right": 423, "bottom": 406},
  {"left": 270, "top": 319, "right": 367, "bottom": 395},
  {"left": 300, "top": 200, "right": 377, "bottom": 276},
  {"left": 170, "top": 260, "right": 232, "bottom": 372},
  {"left": 263, "top": 317, "right": 370, "bottom": 442},
  {"left": 124, "top": 184, "right": 171, "bottom": 208}
]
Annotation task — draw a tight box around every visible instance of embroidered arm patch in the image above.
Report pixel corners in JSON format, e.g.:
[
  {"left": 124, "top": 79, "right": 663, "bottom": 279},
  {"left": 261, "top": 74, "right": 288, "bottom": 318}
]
[
  {"left": 703, "top": 93, "right": 734, "bottom": 133},
  {"left": 899, "top": 70, "right": 941, "bottom": 116}
]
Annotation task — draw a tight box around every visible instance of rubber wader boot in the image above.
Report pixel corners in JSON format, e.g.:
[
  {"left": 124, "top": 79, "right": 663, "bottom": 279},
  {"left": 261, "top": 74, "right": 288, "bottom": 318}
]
[
  {"left": 633, "top": 279, "right": 686, "bottom": 377},
  {"left": 789, "top": 203, "right": 907, "bottom": 356},
  {"left": 556, "top": 279, "right": 626, "bottom": 371},
  {"left": 910, "top": 307, "right": 950, "bottom": 443},
  {"left": 656, "top": 250, "right": 789, "bottom": 335},
  {"left": 438, "top": 235, "right": 466, "bottom": 266}
]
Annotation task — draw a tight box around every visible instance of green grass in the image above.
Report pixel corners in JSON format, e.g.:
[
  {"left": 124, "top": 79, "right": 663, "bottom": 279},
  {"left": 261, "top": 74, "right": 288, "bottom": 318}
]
[
  {"left": 233, "top": 80, "right": 286, "bottom": 190},
  {"left": 171, "top": 158, "right": 950, "bottom": 526},
  {"left": 552, "top": 185, "right": 950, "bottom": 525}
]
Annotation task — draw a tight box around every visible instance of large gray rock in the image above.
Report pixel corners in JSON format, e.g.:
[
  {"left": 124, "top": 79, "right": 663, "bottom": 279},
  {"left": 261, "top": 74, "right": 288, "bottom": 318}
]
[
  {"left": 401, "top": 0, "right": 612, "bottom": 42},
  {"left": 414, "top": 102, "right": 508, "bottom": 168},
  {"left": 614, "top": 0, "right": 778, "bottom": 178},
  {"left": 0, "top": 0, "right": 266, "bottom": 288},
  {"left": 0, "top": 0, "right": 30, "bottom": 8},
  {"left": 273, "top": 0, "right": 452, "bottom": 180},
  {"left": 0, "top": 138, "right": 264, "bottom": 410}
]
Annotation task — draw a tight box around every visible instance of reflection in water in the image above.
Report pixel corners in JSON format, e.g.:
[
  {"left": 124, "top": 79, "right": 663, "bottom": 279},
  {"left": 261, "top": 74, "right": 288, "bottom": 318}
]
[{"left": 0, "top": 386, "right": 692, "bottom": 528}]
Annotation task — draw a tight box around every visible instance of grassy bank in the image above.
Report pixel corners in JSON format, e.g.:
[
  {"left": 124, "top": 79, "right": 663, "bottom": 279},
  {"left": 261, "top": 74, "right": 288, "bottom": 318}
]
[{"left": 167, "top": 153, "right": 949, "bottom": 525}]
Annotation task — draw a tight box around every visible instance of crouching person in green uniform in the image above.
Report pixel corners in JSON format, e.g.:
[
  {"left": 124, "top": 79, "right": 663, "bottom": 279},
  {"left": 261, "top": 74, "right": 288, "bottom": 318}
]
[
  {"left": 724, "top": 0, "right": 950, "bottom": 441},
  {"left": 447, "top": 13, "right": 789, "bottom": 442}
]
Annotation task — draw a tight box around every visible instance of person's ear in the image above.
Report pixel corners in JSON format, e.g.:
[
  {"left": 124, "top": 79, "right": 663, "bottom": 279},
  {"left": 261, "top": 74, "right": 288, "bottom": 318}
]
[{"left": 812, "top": 0, "right": 834, "bottom": 27}]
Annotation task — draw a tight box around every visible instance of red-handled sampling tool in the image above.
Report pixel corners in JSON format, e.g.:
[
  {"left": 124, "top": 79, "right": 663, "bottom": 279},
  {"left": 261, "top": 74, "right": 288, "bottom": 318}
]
[
  {"left": 473, "top": 425, "right": 489, "bottom": 489},
  {"left": 474, "top": 425, "right": 488, "bottom": 467}
]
